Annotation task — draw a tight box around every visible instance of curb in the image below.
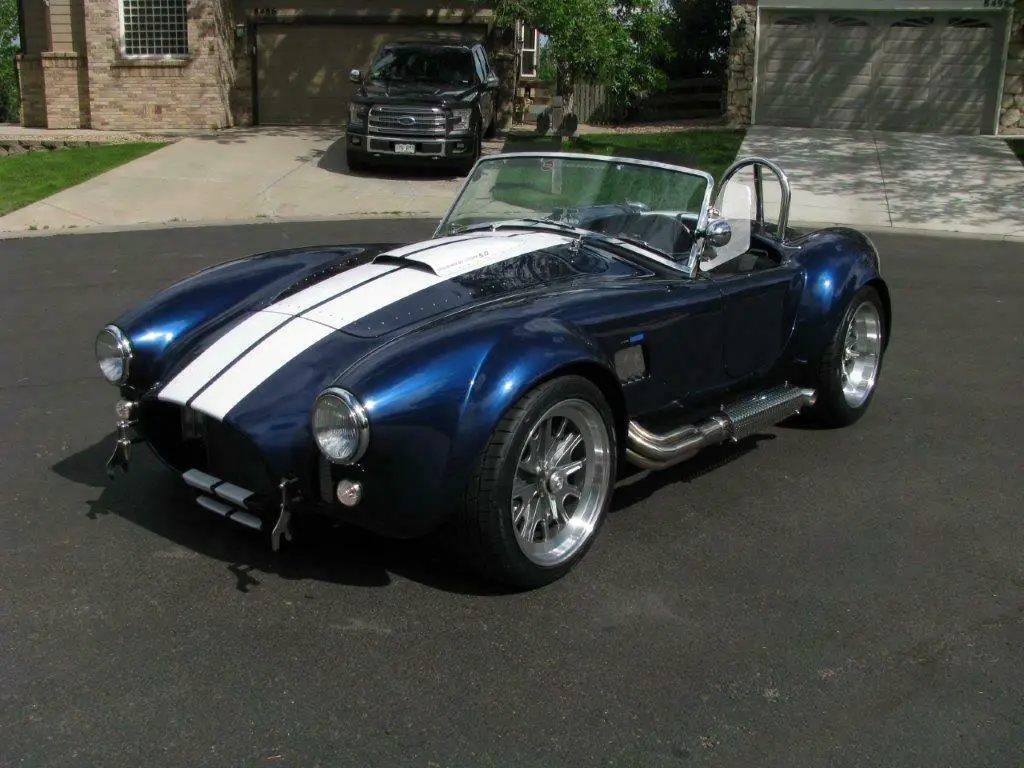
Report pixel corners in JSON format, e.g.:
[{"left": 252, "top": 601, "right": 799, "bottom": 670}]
[
  {"left": 2, "top": 215, "right": 1022, "bottom": 244},
  {"left": 788, "top": 220, "right": 1024, "bottom": 244},
  {"left": 0, "top": 213, "right": 442, "bottom": 241}
]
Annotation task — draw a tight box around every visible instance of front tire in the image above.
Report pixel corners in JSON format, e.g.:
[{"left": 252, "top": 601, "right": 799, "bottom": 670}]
[
  {"left": 807, "top": 286, "right": 886, "bottom": 427},
  {"left": 458, "top": 376, "right": 617, "bottom": 587}
]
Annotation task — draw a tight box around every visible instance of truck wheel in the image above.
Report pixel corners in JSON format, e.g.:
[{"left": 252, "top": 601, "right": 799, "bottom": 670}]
[
  {"left": 459, "top": 376, "right": 617, "bottom": 587},
  {"left": 455, "top": 124, "right": 482, "bottom": 176},
  {"left": 346, "top": 148, "right": 368, "bottom": 173},
  {"left": 807, "top": 286, "right": 887, "bottom": 427}
]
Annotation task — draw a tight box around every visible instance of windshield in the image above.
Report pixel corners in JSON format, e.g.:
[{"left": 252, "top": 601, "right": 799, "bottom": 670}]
[
  {"left": 435, "top": 154, "right": 713, "bottom": 260},
  {"left": 370, "top": 46, "right": 476, "bottom": 86}
]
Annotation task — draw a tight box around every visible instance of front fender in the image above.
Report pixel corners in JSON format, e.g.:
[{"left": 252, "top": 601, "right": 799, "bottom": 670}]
[
  {"left": 112, "top": 245, "right": 389, "bottom": 393},
  {"left": 339, "top": 316, "right": 614, "bottom": 535},
  {"left": 787, "top": 227, "right": 890, "bottom": 370}
]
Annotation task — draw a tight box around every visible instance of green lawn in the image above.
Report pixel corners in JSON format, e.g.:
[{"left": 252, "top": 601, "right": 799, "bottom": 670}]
[
  {"left": 491, "top": 129, "right": 746, "bottom": 214},
  {"left": 1008, "top": 139, "right": 1024, "bottom": 167},
  {"left": 0, "top": 142, "right": 168, "bottom": 216}
]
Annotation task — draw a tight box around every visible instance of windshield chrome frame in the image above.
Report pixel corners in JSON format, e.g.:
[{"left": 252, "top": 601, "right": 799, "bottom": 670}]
[{"left": 433, "top": 152, "right": 716, "bottom": 277}]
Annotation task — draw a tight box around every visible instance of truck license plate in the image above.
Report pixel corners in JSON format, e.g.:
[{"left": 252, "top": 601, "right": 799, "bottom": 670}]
[{"left": 394, "top": 143, "right": 416, "bottom": 154}]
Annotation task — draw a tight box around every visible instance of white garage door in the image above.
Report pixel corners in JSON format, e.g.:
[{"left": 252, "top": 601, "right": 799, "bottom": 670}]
[
  {"left": 756, "top": 11, "right": 1007, "bottom": 134},
  {"left": 256, "top": 24, "right": 488, "bottom": 126}
]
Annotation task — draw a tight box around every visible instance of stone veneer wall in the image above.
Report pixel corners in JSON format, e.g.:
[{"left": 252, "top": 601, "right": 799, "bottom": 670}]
[
  {"left": 82, "top": 0, "right": 235, "bottom": 130},
  {"left": 725, "top": 0, "right": 756, "bottom": 127},
  {"left": 1000, "top": 12, "right": 1023, "bottom": 135}
]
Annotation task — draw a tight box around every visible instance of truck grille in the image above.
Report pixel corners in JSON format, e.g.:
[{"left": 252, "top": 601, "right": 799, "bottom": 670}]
[{"left": 368, "top": 106, "right": 446, "bottom": 137}]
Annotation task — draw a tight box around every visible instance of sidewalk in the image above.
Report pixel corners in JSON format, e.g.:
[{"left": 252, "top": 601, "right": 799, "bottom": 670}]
[{"left": 738, "top": 127, "right": 1024, "bottom": 239}]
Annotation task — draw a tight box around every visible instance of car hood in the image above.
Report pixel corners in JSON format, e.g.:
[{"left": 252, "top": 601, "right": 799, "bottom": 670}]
[
  {"left": 152, "top": 230, "right": 647, "bottom": 424},
  {"left": 357, "top": 80, "right": 476, "bottom": 102}
]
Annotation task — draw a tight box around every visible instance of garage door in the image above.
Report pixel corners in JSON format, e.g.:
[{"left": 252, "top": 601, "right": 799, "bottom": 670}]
[
  {"left": 256, "top": 24, "right": 488, "bottom": 125},
  {"left": 756, "top": 11, "right": 1006, "bottom": 134}
]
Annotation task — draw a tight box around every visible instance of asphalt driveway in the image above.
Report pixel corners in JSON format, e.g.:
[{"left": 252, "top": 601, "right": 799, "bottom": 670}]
[
  {"left": 738, "top": 127, "right": 1024, "bottom": 238},
  {"left": 1, "top": 220, "right": 1023, "bottom": 767}
]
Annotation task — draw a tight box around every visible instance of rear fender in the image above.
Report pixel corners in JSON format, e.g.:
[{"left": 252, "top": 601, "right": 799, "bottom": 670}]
[{"left": 787, "top": 228, "right": 890, "bottom": 369}]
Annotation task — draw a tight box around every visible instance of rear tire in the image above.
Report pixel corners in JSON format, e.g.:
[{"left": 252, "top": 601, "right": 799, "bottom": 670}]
[
  {"left": 457, "top": 376, "right": 617, "bottom": 587},
  {"left": 807, "top": 286, "right": 886, "bottom": 427}
]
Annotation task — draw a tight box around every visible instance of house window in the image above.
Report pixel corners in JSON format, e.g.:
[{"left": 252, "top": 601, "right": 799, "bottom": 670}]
[
  {"left": 774, "top": 15, "right": 814, "bottom": 26},
  {"left": 519, "top": 23, "right": 539, "bottom": 78},
  {"left": 892, "top": 17, "right": 935, "bottom": 28},
  {"left": 121, "top": 0, "right": 189, "bottom": 57},
  {"left": 830, "top": 16, "right": 869, "bottom": 27},
  {"left": 949, "top": 17, "right": 991, "bottom": 28}
]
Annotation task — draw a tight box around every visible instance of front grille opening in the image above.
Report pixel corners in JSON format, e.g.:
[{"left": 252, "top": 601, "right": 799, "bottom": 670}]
[{"left": 139, "top": 400, "right": 276, "bottom": 496}]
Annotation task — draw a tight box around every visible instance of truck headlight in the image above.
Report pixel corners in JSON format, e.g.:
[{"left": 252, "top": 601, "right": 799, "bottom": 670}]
[
  {"left": 349, "top": 103, "right": 368, "bottom": 124},
  {"left": 312, "top": 388, "right": 369, "bottom": 464},
  {"left": 450, "top": 108, "right": 472, "bottom": 131},
  {"left": 95, "top": 325, "right": 132, "bottom": 385}
]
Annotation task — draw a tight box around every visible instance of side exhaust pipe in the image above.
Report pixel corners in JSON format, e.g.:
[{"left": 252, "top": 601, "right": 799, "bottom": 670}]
[{"left": 626, "top": 385, "right": 816, "bottom": 471}]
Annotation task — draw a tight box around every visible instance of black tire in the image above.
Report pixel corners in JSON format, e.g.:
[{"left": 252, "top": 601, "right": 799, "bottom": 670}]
[
  {"left": 346, "top": 149, "right": 369, "bottom": 173},
  {"left": 454, "top": 123, "right": 482, "bottom": 176},
  {"left": 483, "top": 114, "right": 497, "bottom": 139},
  {"left": 806, "top": 286, "right": 887, "bottom": 427},
  {"left": 457, "top": 375, "right": 618, "bottom": 587}
]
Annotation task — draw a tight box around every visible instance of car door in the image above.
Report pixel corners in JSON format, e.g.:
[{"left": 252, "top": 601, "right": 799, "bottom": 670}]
[
  {"left": 711, "top": 264, "right": 802, "bottom": 381},
  {"left": 473, "top": 46, "right": 495, "bottom": 128},
  {"left": 705, "top": 159, "right": 801, "bottom": 383}
]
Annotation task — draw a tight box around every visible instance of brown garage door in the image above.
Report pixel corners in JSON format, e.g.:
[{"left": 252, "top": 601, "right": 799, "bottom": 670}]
[
  {"left": 755, "top": 11, "right": 1006, "bottom": 134},
  {"left": 256, "top": 24, "right": 488, "bottom": 126}
]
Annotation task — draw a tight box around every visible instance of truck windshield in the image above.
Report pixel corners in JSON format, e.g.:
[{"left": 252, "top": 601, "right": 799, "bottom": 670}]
[{"left": 370, "top": 46, "right": 476, "bottom": 87}]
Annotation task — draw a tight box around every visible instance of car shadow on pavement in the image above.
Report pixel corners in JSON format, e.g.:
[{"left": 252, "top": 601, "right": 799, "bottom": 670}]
[
  {"left": 612, "top": 434, "right": 775, "bottom": 511},
  {"left": 54, "top": 430, "right": 779, "bottom": 593},
  {"left": 52, "top": 434, "right": 522, "bottom": 597}
]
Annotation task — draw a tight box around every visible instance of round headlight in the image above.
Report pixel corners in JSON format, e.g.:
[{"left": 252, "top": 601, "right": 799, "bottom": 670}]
[
  {"left": 312, "top": 388, "right": 369, "bottom": 464},
  {"left": 95, "top": 325, "right": 132, "bottom": 385}
]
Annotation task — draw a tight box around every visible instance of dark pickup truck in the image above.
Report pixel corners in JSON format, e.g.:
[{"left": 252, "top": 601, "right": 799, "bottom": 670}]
[{"left": 345, "top": 41, "right": 500, "bottom": 175}]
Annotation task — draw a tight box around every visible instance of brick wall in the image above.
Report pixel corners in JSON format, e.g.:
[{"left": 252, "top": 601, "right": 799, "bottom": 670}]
[
  {"left": 82, "top": 0, "right": 234, "bottom": 130},
  {"left": 1001, "top": 13, "right": 1023, "bottom": 136},
  {"left": 725, "top": 0, "right": 756, "bottom": 127},
  {"left": 15, "top": 56, "right": 47, "bottom": 126}
]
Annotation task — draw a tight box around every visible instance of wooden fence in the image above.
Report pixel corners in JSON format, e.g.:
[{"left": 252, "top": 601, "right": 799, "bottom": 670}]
[{"left": 516, "top": 76, "right": 723, "bottom": 126}]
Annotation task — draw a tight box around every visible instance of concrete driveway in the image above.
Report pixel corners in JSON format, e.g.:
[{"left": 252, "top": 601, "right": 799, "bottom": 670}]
[
  {"left": 738, "top": 127, "right": 1024, "bottom": 239},
  {"left": 0, "top": 127, "right": 486, "bottom": 234}
]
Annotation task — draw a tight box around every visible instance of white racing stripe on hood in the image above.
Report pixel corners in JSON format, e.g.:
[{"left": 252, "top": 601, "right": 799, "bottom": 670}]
[
  {"left": 181, "top": 230, "right": 574, "bottom": 420},
  {"left": 158, "top": 310, "right": 290, "bottom": 406},
  {"left": 267, "top": 262, "right": 398, "bottom": 316},
  {"left": 407, "top": 231, "right": 572, "bottom": 280},
  {"left": 189, "top": 318, "right": 335, "bottom": 420},
  {"left": 158, "top": 261, "right": 396, "bottom": 406}
]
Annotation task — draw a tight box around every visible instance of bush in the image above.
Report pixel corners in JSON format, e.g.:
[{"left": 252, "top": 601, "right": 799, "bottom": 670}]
[{"left": 0, "top": 0, "right": 19, "bottom": 123}]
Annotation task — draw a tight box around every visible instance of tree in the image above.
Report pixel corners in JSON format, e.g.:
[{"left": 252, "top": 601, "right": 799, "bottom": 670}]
[
  {"left": 661, "top": 0, "right": 732, "bottom": 80},
  {"left": 0, "top": 0, "right": 19, "bottom": 123},
  {"left": 486, "top": 0, "right": 673, "bottom": 113}
]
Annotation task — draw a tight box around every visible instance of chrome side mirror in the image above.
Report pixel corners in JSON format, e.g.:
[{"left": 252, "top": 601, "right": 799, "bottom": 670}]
[
  {"left": 706, "top": 218, "right": 732, "bottom": 248},
  {"left": 349, "top": 69, "right": 361, "bottom": 84}
]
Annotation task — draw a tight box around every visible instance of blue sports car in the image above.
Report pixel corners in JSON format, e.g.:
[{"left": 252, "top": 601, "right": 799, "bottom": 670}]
[{"left": 95, "top": 152, "right": 890, "bottom": 586}]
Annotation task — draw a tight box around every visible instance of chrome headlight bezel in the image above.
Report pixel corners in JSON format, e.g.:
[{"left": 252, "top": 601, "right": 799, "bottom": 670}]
[
  {"left": 95, "top": 324, "right": 132, "bottom": 385},
  {"left": 312, "top": 387, "right": 370, "bottom": 465}
]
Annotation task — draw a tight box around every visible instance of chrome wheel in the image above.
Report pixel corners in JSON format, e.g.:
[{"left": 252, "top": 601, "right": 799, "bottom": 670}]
[
  {"left": 841, "top": 301, "right": 883, "bottom": 408},
  {"left": 510, "top": 399, "right": 612, "bottom": 568}
]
